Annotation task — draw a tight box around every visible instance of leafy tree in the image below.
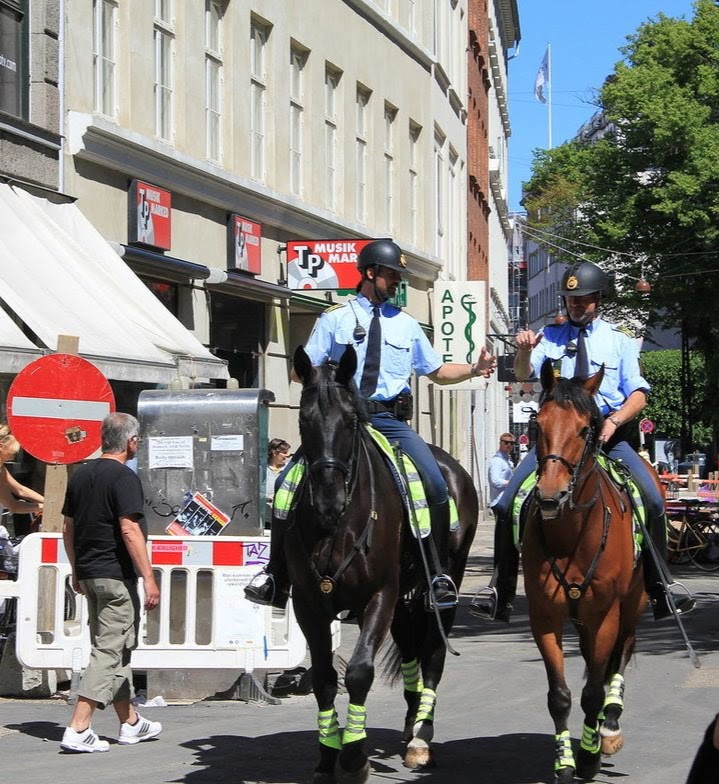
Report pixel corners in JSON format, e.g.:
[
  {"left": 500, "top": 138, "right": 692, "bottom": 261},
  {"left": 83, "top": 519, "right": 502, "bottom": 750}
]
[
  {"left": 640, "top": 349, "right": 711, "bottom": 447},
  {"left": 523, "top": 0, "right": 719, "bottom": 442}
]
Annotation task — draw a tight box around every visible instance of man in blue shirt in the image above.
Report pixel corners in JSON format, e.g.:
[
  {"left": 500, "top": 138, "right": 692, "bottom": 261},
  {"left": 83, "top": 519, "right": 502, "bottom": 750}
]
[
  {"left": 245, "top": 239, "right": 496, "bottom": 610},
  {"left": 473, "top": 261, "right": 694, "bottom": 623}
]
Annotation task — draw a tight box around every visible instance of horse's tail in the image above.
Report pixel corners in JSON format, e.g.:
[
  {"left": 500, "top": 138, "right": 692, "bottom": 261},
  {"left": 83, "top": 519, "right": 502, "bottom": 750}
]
[{"left": 379, "top": 637, "right": 404, "bottom": 686}]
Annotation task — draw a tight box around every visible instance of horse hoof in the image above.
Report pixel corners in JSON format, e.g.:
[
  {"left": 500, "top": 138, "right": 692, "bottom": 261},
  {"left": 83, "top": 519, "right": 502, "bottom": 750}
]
[
  {"left": 576, "top": 748, "right": 602, "bottom": 780},
  {"left": 335, "top": 760, "right": 370, "bottom": 784},
  {"left": 554, "top": 766, "right": 575, "bottom": 784},
  {"left": 403, "top": 744, "right": 435, "bottom": 770},
  {"left": 600, "top": 733, "right": 624, "bottom": 756}
]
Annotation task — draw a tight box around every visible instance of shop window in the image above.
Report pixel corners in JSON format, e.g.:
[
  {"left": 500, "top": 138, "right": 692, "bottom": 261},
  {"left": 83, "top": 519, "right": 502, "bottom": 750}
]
[
  {"left": 210, "top": 293, "right": 264, "bottom": 389},
  {"left": 0, "top": 0, "right": 29, "bottom": 119},
  {"left": 144, "top": 279, "right": 179, "bottom": 315}
]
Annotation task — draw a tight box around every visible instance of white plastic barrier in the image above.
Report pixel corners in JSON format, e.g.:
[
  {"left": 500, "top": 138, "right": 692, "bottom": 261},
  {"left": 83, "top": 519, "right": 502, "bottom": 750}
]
[{"left": 0, "top": 533, "right": 339, "bottom": 674}]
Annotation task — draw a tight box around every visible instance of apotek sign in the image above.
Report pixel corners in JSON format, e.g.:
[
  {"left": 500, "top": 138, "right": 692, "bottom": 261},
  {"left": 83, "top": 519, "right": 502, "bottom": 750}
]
[{"left": 432, "top": 282, "right": 486, "bottom": 387}]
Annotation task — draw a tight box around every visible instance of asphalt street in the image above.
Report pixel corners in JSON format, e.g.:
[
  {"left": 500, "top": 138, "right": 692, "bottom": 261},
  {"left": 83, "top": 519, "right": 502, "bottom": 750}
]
[{"left": 1, "top": 517, "right": 718, "bottom": 784}]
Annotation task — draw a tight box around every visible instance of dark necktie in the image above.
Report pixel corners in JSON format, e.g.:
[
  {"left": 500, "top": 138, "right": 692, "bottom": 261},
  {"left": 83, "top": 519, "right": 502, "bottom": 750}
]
[
  {"left": 360, "top": 306, "right": 381, "bottom": 396},
  {"left": 575, "top": 327, "right": 590, "bottom": 378}
]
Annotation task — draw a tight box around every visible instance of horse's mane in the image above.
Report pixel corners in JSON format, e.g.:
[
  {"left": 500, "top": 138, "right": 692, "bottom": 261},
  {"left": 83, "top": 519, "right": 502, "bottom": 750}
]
[
  {"left": 313, "top": 363, "right": 371, "bottom": 423},
  {"left": 540, "top": 376, "right": 604, "bottom": 435}
]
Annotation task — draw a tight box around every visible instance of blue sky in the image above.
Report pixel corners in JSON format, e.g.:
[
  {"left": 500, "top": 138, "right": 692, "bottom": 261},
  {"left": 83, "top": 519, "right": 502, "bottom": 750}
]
[{"left": 508, "top": 0, "right": 697, "bottom": 211}]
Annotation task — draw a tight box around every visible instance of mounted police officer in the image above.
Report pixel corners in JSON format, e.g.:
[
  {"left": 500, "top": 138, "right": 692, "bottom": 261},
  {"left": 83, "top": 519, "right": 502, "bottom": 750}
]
[
  {"left": 472, "top": 260, "right": 695, "bottom": 623},
  {"left": 245, "top": 238, "right": 496, "bottom": 611}
]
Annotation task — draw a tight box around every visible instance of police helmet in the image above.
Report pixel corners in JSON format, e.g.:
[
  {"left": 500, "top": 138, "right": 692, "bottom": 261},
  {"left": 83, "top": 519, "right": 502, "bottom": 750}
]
[
  {"left": 356, "top": 239, "right": 407, "bottom": 274},
  {"left": 559, "top": 262, "right": 611, "bottom": 298}
]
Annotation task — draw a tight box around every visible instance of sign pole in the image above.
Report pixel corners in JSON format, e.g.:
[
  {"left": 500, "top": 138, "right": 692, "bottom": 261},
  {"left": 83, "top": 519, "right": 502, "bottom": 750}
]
[{"left": 42, "top": 335, "right": 79, "bottom": 533}]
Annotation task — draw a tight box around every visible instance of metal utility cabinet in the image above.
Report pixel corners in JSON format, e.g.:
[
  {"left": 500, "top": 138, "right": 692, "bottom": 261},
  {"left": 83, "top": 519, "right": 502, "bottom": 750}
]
[{"left": 137, "top": 388, "right": 275, "bottom": 537}]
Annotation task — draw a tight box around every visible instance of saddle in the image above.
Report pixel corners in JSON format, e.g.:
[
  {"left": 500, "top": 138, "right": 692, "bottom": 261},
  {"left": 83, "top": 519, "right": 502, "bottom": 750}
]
[
  {"left": 510, "top": 454, "right": 645, "bottom": 560},
  {"left": 272, "top": 424, "right": 459, "bottom": 539}
]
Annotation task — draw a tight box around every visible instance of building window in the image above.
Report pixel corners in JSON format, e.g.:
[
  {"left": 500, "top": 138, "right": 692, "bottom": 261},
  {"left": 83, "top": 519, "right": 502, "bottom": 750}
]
[
  {"left": 448, "top": 147, "right": 459, "bottom": 278},
  {"left": 289, "top": 45, "right": 306, "bottom": 197},
  {"left": 250, "top": 20, "right": 268, "bottom": 182},
  {"left": 409, "top": 122, "right": 421, "bottom": 244},
  {"left": 434, "top": 128, "right": 446, "bottom": 258},
  {"left": 0, "top": 0, "right": 29, "bottom": 119},
  {"left": 324, "top": 65, "right": 341, "bottom": 211},
  {"left": 93, "top": 0, "right": 117, "bottom": 118},
  {"left": 154, "top": 0, "right": 174, "bottom": 142},
  {"left": 383, "top": 104, "right": 396, "bottom": 234},
  {"left": 205, "top": 0, "right": 223, "bottom": 162},
  {"left": 407, "top": 0, "right": 416, "bottom": 34},
  {"left": 356, "top": 86, "right": 370, "bottom": 224}
]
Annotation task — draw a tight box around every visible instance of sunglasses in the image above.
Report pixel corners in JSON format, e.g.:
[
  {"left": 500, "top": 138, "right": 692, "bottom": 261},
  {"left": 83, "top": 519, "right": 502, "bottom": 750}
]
[{"left": 501, "top": 439, "right": 515, "bottom": 445}]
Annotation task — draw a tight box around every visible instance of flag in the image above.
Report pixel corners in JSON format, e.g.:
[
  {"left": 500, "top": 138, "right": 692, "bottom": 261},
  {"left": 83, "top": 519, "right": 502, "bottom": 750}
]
[{"left": 534, "top": 49, "right": 549, "bottom": 104}]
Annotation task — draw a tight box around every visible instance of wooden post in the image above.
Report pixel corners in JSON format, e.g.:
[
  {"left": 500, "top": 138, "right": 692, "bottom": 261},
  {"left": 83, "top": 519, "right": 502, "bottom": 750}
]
[{"left": 41, "top": 335, "right": 79, "bottom": 532}]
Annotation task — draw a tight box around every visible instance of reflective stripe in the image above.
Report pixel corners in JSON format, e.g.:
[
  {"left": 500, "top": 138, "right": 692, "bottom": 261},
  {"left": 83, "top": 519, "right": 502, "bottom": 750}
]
[
  {"left": 317, "top": 707, "right": 342, "bottom": 750},
  {"left": 580, "top": 722, "right": 600, "bottom": 754},
  {"left": 401, "top": 658, "right": 423, "bottom": 693},
  {"left": 603, "top": 672, "right": 625, "bottom": 709},
  {"left": 415, "top": 688, "right": 436, "bottom": 723},
  {"left": 273, "top": 460, "right": 306, "bottom": 520},
  {"left": 342, "top": 703, "right": 367, "bottom": 745},
  {"left": 554, "top": 729, "right": 575, "bottom": 770},
  {"left": 449, "top": 497, "right": 460, "bottom": 531}
]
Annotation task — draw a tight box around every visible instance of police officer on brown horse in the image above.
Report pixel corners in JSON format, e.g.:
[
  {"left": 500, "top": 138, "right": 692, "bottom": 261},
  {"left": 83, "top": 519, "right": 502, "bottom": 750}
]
[{"left": 473, "top": 261, "right": 695, "bottom": 623}]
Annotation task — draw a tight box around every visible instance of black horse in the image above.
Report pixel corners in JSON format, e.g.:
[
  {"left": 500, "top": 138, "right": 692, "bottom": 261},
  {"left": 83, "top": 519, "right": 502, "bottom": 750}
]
[{"left": 287, "top": 345, "right": 478, "bottom": 783}]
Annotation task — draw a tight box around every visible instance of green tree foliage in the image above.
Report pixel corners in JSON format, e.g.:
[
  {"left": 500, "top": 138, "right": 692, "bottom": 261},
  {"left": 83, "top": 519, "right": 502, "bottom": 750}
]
[
  {"left": 641, "top": 349, "right": 711, "bottom": 446},
  {"left": 523, "top": 0, "right": 719, "bottom": 437}
]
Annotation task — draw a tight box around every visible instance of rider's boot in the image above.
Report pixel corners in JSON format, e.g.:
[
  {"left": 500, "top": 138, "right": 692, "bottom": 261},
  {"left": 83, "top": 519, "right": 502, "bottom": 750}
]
[
  {"left": 244, "top": 517, "right": 290, "bottom": 610},
  {"left": 469, "top": 510, "right": 518, "bottom": 623},
  {"left": 422, "top": 501, "right": 458, "bottom": 611},
  {"left": 643, "top": 513, "right": 695, "bottom": 620}
]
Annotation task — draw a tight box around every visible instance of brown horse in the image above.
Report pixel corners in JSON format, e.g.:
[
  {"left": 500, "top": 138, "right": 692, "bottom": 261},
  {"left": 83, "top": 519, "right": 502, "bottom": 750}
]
[
  {"left": 288, "top": 345, "right": 478, "bottom": 783},
  {"left": 522, "top": 360, "right": 648, "bottom": 783}
]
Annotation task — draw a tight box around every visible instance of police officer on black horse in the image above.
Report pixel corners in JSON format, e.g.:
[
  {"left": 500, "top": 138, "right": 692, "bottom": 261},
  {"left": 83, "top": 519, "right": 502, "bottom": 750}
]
[
  {"left": 245, "top": 238, "right": 496, "bottom": 611},
  {"left": 473, "top": 260, "right": 695, "bottom": 623}
]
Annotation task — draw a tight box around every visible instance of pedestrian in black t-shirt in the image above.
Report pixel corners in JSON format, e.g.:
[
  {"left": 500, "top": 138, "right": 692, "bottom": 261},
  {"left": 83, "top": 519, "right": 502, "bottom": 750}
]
[{"left": 60, "top": 413, "right": 162, "bottom": 753}]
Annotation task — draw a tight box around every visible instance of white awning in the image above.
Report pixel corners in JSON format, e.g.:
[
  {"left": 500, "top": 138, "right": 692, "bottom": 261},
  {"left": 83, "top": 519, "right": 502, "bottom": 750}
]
[
  {"left": 0, "top": 307, "right": 43, "bottom": 374},
  {"left": 0, "top": 184, "right": 228, "bottom": 383}
]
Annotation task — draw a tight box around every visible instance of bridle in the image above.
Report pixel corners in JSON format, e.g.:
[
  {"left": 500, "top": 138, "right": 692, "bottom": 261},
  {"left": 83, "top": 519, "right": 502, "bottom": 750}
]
[{"left": 536, "top": 420, "right": 601, "bottom": 510}]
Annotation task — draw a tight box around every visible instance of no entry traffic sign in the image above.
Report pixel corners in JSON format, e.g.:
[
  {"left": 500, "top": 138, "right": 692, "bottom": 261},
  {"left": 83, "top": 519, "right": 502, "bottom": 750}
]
[{"left": 7, "top": 354, "right": 115, "bottom": 464}]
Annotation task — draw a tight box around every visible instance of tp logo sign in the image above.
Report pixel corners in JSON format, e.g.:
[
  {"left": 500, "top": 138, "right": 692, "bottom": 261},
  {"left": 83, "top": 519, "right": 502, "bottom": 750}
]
[{"left": 433, "top": 281, "right": 486, "bottom": 386}]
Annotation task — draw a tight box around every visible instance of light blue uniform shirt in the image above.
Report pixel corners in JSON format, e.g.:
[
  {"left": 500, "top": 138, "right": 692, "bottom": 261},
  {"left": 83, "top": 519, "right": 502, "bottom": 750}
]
[
  {"left": 529, "top": 317, "right": 650, "bottom": 415},
  {"left": 304, "top": 294, "right": 443, "bottom": 401},
  {"left": 488, "top": 450, "right": 514, "bottom": 508}
]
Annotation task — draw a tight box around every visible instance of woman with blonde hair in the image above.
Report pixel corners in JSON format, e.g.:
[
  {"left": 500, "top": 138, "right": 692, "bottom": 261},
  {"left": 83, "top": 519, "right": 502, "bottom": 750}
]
[{"left": 0, "top": 425, "right": 44, "bottom": 529}]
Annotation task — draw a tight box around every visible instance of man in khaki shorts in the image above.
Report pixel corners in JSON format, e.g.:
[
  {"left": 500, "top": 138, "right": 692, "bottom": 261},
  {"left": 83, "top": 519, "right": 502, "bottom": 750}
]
[{"left": 60, "top": 413, "right": 161, "bottom": 753}]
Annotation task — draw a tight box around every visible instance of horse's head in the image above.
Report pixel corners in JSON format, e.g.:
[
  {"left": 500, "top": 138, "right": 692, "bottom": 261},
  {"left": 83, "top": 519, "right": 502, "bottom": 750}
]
[
  {"left": 534, "top": 358, "right": 604, "bottom": 519},
  {"left": 294, "top": 344, "right": 364, "bottom": 529}
]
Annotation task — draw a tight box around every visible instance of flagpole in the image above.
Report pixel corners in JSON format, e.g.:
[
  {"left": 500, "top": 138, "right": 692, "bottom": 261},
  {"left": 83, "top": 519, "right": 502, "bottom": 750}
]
[{"left": 547, "top": 42, "right": 553, "bottom": 149}]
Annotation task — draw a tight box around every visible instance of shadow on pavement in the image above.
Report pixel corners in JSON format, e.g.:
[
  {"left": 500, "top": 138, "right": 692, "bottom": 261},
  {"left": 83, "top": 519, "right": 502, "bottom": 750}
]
[{"left": 172, "top": 728, "right": 557, "bottom": 784}]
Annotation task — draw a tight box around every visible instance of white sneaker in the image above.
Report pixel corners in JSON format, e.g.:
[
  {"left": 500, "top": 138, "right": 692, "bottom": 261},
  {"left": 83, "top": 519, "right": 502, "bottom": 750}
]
[
  {"left": 60, "top": 726, "right": 110, "bottom": 753},
  {"left": 117, "top": 713, "right": 162, "bottom": 745}
]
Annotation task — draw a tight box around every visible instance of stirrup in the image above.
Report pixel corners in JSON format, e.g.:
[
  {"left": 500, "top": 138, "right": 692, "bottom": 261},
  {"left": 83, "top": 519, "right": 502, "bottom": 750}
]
[
  {"left": 468, "top": 585, "right": 498, "bottom": 620},
  {"left": 425, "top": 574, "right": 459, "bottom": 611},
  {"left": 665, "top": 580, "right": 696, "bottom": 615}
]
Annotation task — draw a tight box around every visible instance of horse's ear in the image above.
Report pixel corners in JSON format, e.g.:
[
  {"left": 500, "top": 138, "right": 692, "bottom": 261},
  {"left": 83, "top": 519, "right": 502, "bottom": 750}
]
[
  {"left": 540, "top": 358, "right": 556, "bottom": 394},
  {"left": 293, "top": 345, "right": 314, "bottom": 386},
  {"left": 336, "top": 345, "right": 358, "bottom": 386},
  {"left": 583, "top": 364, "right": 605, "bottom": 396}
]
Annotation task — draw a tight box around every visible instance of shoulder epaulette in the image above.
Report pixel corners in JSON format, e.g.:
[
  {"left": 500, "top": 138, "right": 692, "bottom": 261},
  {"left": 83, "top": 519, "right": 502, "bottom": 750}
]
[
  {"left": 324, "top": 302, "right": 347, "bottom": 313},
  {"left": 612, "top": 324, "right": 635, "bottom": 338}
]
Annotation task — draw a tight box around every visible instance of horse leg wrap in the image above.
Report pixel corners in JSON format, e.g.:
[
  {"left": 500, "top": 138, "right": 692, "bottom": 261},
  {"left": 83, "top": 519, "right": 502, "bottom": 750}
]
[
  {"left": 318, "top": 707, "right": 342, "bottom": 750},
  {"left": 415, "top": 688, "right": 436, "bottom": 724},
  {"left": 603, "top": 673, "right": 625, "bottom": 711},
  {"left": 401, "top": 658, "right": 424, "bottom": 693},
  {"left": 580, "top": 722, "right": 601, "bottom": 754},
  {"left": 554, "top": 730, "right": 575, "bottom": 772},
  {"left": 341, "top": 703, "right": 367, "bottom": 745}
]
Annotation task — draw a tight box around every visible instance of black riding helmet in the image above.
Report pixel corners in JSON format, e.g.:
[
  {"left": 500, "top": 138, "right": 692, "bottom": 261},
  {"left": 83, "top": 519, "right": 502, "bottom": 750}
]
[
  {"left": 356, "top": 239, "right": 407, "bottom": 274},
  {"left": 559, "top": 261, "right": 612, "bottom": 298}
]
